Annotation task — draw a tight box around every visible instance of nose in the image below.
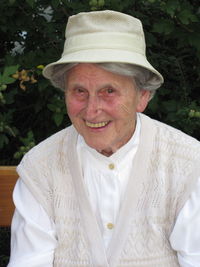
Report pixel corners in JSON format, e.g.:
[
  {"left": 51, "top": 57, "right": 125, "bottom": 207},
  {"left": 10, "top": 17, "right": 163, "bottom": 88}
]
[{"left": 85, "top": 95, "right": 102, "bottom": 120}]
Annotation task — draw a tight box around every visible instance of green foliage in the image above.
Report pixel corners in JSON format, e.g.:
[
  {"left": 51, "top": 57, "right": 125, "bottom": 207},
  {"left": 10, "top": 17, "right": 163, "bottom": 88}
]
[
  {"left": 13, "top": 131, "right": 35, "bottom": 160},
  {"left": 0, "top": 0, "right": 200, "bottom": 165},
  {"left": 0, "top": 65, "right": 19, "bottom": 85}
]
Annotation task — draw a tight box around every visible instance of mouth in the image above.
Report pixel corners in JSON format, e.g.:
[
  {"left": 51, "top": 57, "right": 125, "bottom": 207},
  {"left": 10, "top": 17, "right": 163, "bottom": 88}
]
[{"left": 85, "top": 121, "right": 110, "bottom": 128}]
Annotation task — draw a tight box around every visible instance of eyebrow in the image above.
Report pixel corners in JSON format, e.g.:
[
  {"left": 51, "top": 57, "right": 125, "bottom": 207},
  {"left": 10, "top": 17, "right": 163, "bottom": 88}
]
[{"left": 67, "top": 82, "right": 120, "bottom": 91}]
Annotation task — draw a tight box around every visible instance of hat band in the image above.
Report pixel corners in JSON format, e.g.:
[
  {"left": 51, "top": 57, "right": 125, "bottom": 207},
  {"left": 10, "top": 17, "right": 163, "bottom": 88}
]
[{"left": 62, "top": 32, "right": 145, "bottom": 56}]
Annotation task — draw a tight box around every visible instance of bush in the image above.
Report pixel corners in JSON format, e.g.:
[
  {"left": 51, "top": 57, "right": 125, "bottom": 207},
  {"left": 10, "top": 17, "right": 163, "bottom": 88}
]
[{"left": 1, "top": 0, "right": 200, "bottom": 165}]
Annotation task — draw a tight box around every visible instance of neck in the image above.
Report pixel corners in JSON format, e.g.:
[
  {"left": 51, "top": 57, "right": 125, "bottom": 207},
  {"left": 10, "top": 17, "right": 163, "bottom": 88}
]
[
  {"left": 98, "top": 149, "right": 114, "bottom": 157},
  {"left": 97, "top": 127, "right": 136, "bottom": 157}
]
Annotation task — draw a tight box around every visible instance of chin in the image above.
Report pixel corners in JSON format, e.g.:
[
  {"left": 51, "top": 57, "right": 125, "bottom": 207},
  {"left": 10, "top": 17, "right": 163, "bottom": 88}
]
[
  {"left": 85, "top": 140, "right": 107, "bottom": 151},
  {"left": 87, "top": 142, "right": 103, "bottom": 151}
]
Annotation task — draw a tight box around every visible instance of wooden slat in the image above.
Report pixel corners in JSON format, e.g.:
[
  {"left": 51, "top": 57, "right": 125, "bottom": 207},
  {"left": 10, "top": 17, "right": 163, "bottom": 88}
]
[{"left": 0, "top": 166, "right": 18, "bottom": 226}]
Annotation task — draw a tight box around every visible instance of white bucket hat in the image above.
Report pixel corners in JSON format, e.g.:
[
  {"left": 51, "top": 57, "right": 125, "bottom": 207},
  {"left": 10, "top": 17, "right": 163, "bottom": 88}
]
[{"left": 43, "top": 10, "right": 163, "bottom": 87}]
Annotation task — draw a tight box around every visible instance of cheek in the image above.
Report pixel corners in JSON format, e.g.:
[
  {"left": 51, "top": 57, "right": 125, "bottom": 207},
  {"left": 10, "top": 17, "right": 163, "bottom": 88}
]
[
  {"left": 114, "top": 98, "right": 136, "bottom": 117},
  {"left": 66, "top": 98, "right": 85, "bottom": 117}
]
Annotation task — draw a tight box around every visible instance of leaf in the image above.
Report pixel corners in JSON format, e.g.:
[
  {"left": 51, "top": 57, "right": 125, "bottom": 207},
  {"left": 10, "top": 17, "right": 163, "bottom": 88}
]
[
  {"left": 189, "top": 34, "right": 200, "bottom": 51},
  {"left": 47, "top": 103, "right": 56, "bottom": 112},
  {"left": 3, "top": 65, "right": 19, "bottom": 75},
  {"left": 0, "top": 134, "right": 9, "bottom": 149},
  {"left": 38, "top": 79, "right": 50, "bottom": 92},
  {"left": 2, "top": 77, "right": 15, "bottom": 84},
  {"left": 178, "top": 9, "right": 193, "bottom": 25},
  {"left": 153, "top": 20, "right": 174, "bottom": 35},
  {"left": 190, "top": 15, "right": 198, "bottom": 23},
  {"left": 26, "top": 0, "right": 34, "bottom": 8},
  {"left": 1, "top": 65, "right": 19, "bottom": 84},
  {"left": 20, "top": 131, "right": 35, "bottom": 145},
  {"left": 51, "top": 0, "right": 61, "bottom": 9},
  {"left": 9, "top": 0, "right": 16, "bottom": 5},
  {"left": 165, "top": 0, "right": 180, "bottom": 17},
  {"left": 53, "top": 113, "right": 63, "bottom": 126}
]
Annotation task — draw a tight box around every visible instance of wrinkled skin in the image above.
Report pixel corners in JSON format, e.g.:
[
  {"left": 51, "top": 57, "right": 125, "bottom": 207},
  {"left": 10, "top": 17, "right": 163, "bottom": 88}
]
[{"left": 65, "top": 63, "right": 150, "bottom": 156}]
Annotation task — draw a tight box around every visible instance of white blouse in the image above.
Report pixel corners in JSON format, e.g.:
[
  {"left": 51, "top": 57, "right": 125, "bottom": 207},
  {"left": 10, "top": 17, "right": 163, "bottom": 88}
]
[{"left": 8, "top": 116, "right": 200, "bottom": 266}]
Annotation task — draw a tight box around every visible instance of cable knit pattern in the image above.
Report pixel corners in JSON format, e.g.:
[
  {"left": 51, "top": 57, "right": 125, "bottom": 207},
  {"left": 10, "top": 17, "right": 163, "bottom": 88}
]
[
  {"left": 17, "top": 114, "right": 200, "bottom": 266},
  {"left": 17, "top": 129, "right": 94, "bottom": 266},
  {"left": 115, "top": 117, "right": 200, "bottom": 267}
]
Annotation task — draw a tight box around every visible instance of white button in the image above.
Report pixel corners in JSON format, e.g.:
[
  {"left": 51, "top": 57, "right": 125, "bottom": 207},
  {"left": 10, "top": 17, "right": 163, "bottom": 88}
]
[
  {"left": 107, "top": 222, "right": 114, "bottom": 229},
  {"left": 108, "top": 163, "right": 115, "bottom": 170}
]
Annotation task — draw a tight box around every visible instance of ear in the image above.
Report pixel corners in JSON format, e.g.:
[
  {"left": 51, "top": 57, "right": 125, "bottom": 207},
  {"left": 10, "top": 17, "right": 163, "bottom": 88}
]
[{"left": 136, "top": 90, "right": 150, "bottom": 112}]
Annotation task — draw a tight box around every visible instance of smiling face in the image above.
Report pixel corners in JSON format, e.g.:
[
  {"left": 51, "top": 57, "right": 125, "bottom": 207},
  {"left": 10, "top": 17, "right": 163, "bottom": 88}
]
[{"left": 65, "top": 63, "right": 150, "bottom": 156}]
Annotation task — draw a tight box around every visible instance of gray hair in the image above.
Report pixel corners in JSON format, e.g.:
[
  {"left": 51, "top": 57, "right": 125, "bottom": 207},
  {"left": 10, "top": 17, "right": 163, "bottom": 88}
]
[{"left": 50, "top": 63, "right": 161, "bottom": 99}]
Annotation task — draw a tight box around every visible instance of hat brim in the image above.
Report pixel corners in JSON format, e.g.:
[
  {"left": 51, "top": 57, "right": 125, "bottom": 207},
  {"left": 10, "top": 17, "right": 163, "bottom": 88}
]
[{"left": 43, "top": 49, "right": 164, "bottom": 85}]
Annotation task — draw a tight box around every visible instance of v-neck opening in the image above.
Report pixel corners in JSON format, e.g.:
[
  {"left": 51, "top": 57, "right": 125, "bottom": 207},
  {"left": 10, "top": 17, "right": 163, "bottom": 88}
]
[{"left": 64, "top": 114, "right": 156, "bottom": 266}]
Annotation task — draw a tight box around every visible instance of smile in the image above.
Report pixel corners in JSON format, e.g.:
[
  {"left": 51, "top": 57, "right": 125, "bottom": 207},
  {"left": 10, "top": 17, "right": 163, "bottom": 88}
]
[{"left": 85, "top": 121, "right": 109, "bottom": 128}]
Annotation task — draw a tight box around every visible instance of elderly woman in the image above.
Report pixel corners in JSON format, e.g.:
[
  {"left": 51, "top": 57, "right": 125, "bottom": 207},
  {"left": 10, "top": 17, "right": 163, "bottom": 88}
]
[{"left": 8, "top": 10, "right": 200, "bottom": 267}]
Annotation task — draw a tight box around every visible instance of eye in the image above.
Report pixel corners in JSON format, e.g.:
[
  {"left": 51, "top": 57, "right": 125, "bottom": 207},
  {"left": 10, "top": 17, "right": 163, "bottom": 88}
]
[
  {"left": 98, "top": 87, "right": 117, "bottom": 99},
  {"left": 69, "top": 87, "right": 88, "bottom": 100},
  {"left": 107, "top": 88, "right": 115, "bottom": 94},
  {"left": 102, "top": 87, "right": 116, "bottom": 95},
  {"left": 74, "top": 87, "right": 88, "bottom": 96},
  {"left": 75, "top": 88, "right": 85, "bottom": 94}
]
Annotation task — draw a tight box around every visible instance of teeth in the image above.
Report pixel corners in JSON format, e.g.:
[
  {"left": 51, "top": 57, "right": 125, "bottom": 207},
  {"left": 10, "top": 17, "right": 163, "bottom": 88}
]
[{"left": 86, "top": 121, "right": 108, "bottom": 128}]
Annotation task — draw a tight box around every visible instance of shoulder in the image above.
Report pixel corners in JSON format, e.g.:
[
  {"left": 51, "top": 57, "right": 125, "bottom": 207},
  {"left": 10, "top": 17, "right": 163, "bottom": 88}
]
[
  {"left": 29, "top": 125, "right": 75, "bottom": 156},
  {"left": 155, "top": 118, "right": 200, "bottom": 156},
  {"left": 139, "top": 114, "right": 200, "bottom": 217},
  {"left": 17, "top": 125, "right": 77, "bottom": 173},
  {"left": 16, "top": 125, "right": 78, "bottom": 216},
  {"left": 140, "top": 113, "right": 200, "bottom": 151},
  {"left": 139, "top": 113, "right": 200, "bottom": 176}
]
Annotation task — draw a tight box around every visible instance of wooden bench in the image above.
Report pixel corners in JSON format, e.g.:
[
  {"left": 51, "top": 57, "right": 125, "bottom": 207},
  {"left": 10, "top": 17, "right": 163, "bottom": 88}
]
[{"left": 0, "top": 166, "right": 18, "bottom": 226}]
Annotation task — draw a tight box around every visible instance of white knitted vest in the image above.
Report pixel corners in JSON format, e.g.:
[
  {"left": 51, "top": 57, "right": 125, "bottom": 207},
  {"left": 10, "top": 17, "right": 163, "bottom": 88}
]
[{"left": 17, "top": 114, "right": 200, "bottom": 267}]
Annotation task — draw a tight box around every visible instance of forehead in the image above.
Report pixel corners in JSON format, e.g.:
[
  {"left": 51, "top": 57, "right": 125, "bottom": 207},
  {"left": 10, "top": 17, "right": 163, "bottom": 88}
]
[{"left": 65, "top": 63, "right": 135, "bottom": 88}]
